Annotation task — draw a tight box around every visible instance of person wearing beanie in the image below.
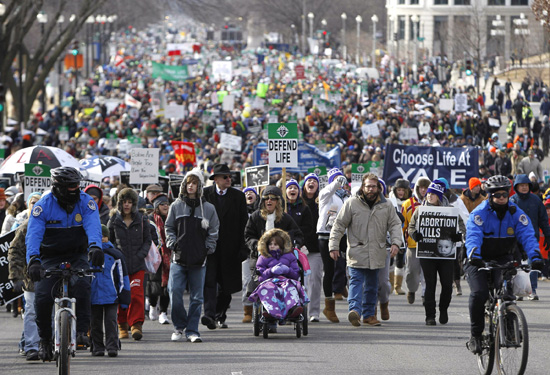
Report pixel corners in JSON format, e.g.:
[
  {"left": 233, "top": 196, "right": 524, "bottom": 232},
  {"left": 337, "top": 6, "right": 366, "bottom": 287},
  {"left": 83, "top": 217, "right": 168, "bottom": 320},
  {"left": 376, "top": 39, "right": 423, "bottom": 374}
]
[
  {"left": 301, "top": 173, "right": 323, "bottom": 322},
  {"left": 241, "top": 186, "right": 259, "bottom": 323},
  {"left": 329, "top": 173, "right": 403, "bottom": 327},
  {"left": 149, "top": 193, "right": 171, "bottom": 325},
  {"left": 202, "top": 163, "right": 249, "bottom": 330},
  {"left": 510, "top": 174, "right": 550, "bottom": 301},
  {"left": 461, "top": 177, "right": 488, "bottom": 213},
  {"left": 1, "top": 192, "right": 26, "bottom": 235},
  {"left": 107, "top": 187, "right": 152, "bottom": 341},
  {"left": 165, "top": 168, "right": 220, "bottom": 342},
  {"left": 408, "top": 180, "right": 466, "bottom": 325},
  {"left": 244, "top": 185, "right": 304, "bottom": 332},
  {"left": 317, "top": 166, "right": 351, "bottom": 323},
  {"left": 401, "top": 176, "right": 431, "bottom": 303},
  {"left": 84, "top": 184, "right": 110, "bottom": 225}
]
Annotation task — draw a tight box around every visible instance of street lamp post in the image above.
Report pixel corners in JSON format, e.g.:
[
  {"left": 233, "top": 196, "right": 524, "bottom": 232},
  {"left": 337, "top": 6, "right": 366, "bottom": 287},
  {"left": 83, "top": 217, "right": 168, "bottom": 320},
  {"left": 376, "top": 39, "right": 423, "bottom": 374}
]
[
  {"left": 356, "top": 15, "right": 362, "bottom": 65},
  {"left": 37, "top": 11, "right": 48, "bottom": 113},
  {"left": 86, "top": 16, "right": 94, "bottom": 78},
  {"left": 57, "top": 15, "right": 64, "bottom": 106},
  {"left": 411, "top": 14, "right": 419, "bottom": 81},
  {"left": 371, "top": 14, "right": 378, "bottom": 69},
  {"left": 341, "top": 13, "right": 347, "bottom": 61}
]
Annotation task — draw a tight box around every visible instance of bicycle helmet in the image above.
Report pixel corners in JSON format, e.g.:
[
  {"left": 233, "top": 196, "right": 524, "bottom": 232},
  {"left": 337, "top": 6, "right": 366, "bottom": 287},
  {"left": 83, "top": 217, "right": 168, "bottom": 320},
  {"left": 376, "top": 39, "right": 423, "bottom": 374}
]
[
  {"left": 51, "top": 167, "right": 82, "bottom": 207},
  {"left": 484, "top": 175, "right": 511, "bottom": 193}
]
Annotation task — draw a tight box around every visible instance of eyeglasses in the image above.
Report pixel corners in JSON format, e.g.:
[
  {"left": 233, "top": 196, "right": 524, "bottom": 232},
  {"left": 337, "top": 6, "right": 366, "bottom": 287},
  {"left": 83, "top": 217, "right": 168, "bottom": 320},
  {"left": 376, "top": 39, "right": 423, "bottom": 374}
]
[
  {"left": 263, "top": 195, "right": 279, "bottom": 201},
  {"left": 219, "top": 175, "right": 231, "bottom": 180},
  {"left": 364, "top": 185, "right": 378, "bottom": 190},
  {"left": 492, "top": 192, "right": 508, "bottom": 199}
]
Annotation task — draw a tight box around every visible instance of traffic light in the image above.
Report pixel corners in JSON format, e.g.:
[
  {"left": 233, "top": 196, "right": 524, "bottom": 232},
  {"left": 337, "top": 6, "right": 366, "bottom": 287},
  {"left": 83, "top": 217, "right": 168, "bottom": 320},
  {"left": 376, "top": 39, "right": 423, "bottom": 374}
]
[
  {"left": 0, "top": 83, "right": 5, "bottom": 113},
  {"left": 465, "top": 60, "right": 472, "bottom": 76},
  {"left": 71, "top": 40, "right": 79, "bottom": 56}
]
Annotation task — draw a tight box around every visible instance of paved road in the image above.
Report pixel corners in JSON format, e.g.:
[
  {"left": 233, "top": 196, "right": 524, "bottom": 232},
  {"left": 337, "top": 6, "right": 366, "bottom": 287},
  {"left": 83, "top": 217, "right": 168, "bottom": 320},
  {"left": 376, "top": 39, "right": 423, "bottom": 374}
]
[{"left": 1, "top": 280, "right": 549, "bottom": 375}]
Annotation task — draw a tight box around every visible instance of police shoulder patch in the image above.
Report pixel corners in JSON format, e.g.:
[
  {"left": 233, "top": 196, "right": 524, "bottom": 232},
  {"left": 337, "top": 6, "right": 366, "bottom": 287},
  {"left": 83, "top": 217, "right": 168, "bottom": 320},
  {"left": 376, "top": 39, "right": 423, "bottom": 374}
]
[
  {"left": 474, "top": 215, "right": 483, "bottom": 226},
  {"left": 32, "top": 205, "right": 42, "bottom": 217},
  {"left": 519, "top": 214, "right": 529, "bottom": 226},
  {"left": 87, "top": 200, "right": 97, "bottom": 211}
]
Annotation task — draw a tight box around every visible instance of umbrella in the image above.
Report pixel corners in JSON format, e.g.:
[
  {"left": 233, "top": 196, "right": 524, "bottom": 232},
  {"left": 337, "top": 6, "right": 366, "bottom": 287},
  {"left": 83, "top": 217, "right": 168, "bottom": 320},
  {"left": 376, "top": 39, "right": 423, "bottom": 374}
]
[
  {"left": 79, "top": 155, "right": 131, "bottom": 181},
  {"left": 0, "top": 146, "right": 80, "bottom": 175}
]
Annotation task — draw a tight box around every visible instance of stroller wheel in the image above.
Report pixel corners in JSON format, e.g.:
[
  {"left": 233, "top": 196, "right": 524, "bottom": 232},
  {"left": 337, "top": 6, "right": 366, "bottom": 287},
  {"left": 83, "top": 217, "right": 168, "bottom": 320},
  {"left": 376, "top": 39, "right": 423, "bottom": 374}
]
[
  {"left": 302, "top": 306, "right": 308, "bottom": 336},
  {"left": 262, "top": 322, "right": 269, "bottom": 339},
  {"left": 296, "top": 322, "right": 302, "bottom": 338},
  {"left": 253, "top": 306, "right": 261, "bottom": 337}
]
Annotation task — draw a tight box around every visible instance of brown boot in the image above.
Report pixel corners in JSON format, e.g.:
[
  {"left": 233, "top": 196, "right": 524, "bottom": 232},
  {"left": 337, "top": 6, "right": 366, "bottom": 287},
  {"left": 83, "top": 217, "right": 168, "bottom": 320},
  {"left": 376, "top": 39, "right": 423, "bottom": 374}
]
[
  {"left": 380, "top": 302, "right": 390, "bottom": 321},
  {"left": 322, "top": 297, "right": 340, "bottom": 323},
  {"left": 334, "top": 293, "right": 344, "bottom": 300},
  {"left": 363, "top": 315, "right": 381, "bottom": 326},
  {"left": 389, "top": 272, "right": 395, "bottom": 294},
  {"left": 131, "top": 322, "right": 143, "bottom": 341},
  {"left": 242, "top": 305, "right": 253, "bottom": 323},
  {"left": 394, "top": 275, "right": 405, "bottom": 295},
  {"left": 118, "top": 323, "right": 129, "bottom": 339}
]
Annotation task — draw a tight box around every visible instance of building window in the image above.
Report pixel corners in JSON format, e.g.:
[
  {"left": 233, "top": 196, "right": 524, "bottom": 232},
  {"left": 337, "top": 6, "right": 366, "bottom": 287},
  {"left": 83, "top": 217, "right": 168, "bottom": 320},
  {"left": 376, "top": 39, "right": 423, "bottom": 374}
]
[
  {"left": 398, "top": 0, "right": 405, "bottom": 4},
  {"left": 511, "top": 0, "right": 528, "bottom": 5},
  {"left": 488, "top": 0, "right": 505, "bottom": 5},
  {"left": 434, "top": 0, "right": 449, "bottom": 4},
  {"left": 454, "top": 0, "right": 470, "bottom": 4},
  {"left": 410, "top": 0, "right": 419, "bottom": 4},
  {"left": 398, "top": 16, "right": 405, "bottom": 40}
]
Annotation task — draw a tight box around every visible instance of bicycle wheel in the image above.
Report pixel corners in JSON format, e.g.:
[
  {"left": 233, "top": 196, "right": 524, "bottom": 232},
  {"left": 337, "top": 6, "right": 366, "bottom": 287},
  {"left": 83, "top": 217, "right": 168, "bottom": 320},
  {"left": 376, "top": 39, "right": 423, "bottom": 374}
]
[
  {"left": 477, "top": 310, "right": 495, "bottom": 375},
  {"left": 58, "top": 310, "right": 71, "bottom": 375},
  {"left": 494, "top": 304, "right": 529, "bottom": 375}
]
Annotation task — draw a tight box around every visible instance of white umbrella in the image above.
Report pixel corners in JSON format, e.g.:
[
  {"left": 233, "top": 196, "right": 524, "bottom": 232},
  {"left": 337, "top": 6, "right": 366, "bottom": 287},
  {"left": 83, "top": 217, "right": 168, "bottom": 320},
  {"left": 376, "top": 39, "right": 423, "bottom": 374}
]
[
  {"left": 79, "top": 155, "right": 131, "bottom": 181},
  {"left": 0, "top": 146, "right": 80, "bottom": 175}
]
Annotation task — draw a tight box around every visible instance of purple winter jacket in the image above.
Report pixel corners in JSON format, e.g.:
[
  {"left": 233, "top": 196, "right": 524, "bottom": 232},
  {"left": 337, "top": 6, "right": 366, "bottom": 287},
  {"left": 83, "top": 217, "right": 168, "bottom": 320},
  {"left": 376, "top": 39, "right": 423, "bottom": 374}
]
[{"left": 256, "top": 249, "right": 300, "bottom": 283}]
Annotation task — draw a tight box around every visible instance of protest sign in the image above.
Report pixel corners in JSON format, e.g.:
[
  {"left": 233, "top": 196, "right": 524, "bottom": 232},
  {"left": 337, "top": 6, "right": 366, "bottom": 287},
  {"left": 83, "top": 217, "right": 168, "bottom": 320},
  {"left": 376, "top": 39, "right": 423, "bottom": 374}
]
[
  {"left": 245, "top": 165, "right": 270, "bottom": 188},
  {"left": 439, "top": 98, "right": 453, "bottom": 112},
  {"left": 415, "top": 206, "right": 459, "bottom": 259},
  {"left": 454, "top": 93, "right": 468, "bottom": 112},
  {"left": 361, "top": 122, "right": 380, "bottom": 139},
  {"left": 398, "top": 127, "right": 418, "bottom": 142},
  {"left": 488, "top": 117, "right": 500, "bottom": 128},
  {"left": 130, "top": 148, "right": 160, "bottom": 185},
  {"left": 295, "top": 65, "right": 305, "bottom": 80},
  {"left": 307, "top": 166, "right": 328, "bottom": 190},
  {"left": 382, "top": 144, "right": 479, "bottom": 188},
  {"left": 231, "top": 171, "right": 243, "bottom": 188},
  {"left": 59, "top": 126, "right": 69, "bottom": 141},
  {"left": 212, "top": 61, "right": 233, "bottom": 81},
  {"left": 152, "top": 61, "right": 190, "bottom": 81},
  {"left": 171, "top": 141, "right": 196, "bottom": 170},
  {"left": 220, "top": 132, "right": 242, "bottom": 152},
  {"left": 222, "top": 94, "right": 235, "bottom": 111},
  {"left": 24, "top": 164, "right": 51, "bottom": 200},
  {"left": 164, "top": 104, "right": 185, "bottom": 119},
  {"left": 351, "top": 162, "right": 383, "bottom": 189},
  {"left": 268, "top": 123, "right": 299, "bottom": 168},
  {"left": 0, "top": 230, "right": 19, "bottom": 306},
  {"left": 168, "top": 174, "right": 184, "bottom": 200}
]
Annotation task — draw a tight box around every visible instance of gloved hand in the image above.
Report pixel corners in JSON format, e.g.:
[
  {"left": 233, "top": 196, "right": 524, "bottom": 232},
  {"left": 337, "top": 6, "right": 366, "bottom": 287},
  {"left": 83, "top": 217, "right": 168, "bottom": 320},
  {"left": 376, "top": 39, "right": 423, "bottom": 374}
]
[
  {"left": 11, "top": 280, "right": 23, "bottom": 294},
  {"left": 451, "top": 233, "right": 463, "bottom": 242},
  {"left": 532, "top": 259, "right": 544, "bottom": 271},
  {"left": 28, "top": 260, "right": 43, "bottom": 282},
  {"left": 544, "top": 237, "right": 550, "bottom": 252},
  {"left": 469, "top": 258, "right": 485, "bottom": 268},
  {"left": 271, "top": 264, "right": 289, "bottom": 275},
  {"left": 300, "top": 246, "right": 309, "bottom": 255},
  {"left": 411, "top": 231, "right": 423, "bottom": 242},
  {"left": 88, "top": 246, "right": 104, "bottom": 267},
  {"left": 336, "top": 176, "right": 348, "bottom": 188}
]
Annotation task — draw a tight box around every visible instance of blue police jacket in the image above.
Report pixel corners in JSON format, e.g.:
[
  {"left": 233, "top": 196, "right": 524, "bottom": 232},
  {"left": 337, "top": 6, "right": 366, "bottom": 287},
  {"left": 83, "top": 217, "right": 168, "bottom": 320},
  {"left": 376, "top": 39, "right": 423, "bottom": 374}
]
[
  {"left": 466, "top": 199, "right": 542, "bottom": 261},
  {"left": 26, "top": 190, "right": 102, "bottom": 263},
  {"left": 91, "top": 242, "right": 131, "bottom": 307}
]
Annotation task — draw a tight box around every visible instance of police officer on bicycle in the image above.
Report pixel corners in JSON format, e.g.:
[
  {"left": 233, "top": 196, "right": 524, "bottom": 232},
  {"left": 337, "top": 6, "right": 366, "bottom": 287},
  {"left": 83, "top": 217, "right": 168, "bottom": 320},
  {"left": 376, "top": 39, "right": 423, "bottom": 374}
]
[
  {"left": 464, "top": 175, "right": 544, "bottom": 354},
  {"left": 26, "top": 167, "right": 104, "bottom": 361}
]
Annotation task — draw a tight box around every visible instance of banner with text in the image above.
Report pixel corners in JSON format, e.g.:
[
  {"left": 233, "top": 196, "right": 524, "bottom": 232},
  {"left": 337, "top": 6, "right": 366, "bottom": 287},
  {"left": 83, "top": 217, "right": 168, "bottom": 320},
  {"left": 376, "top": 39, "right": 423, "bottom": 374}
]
[
  {"left": 382, "top": 144, "right": 478, "bottom": 188},
  {"left": 152, "top": 61, "right": 190, "bottom": 81},
  {"left": 0, "top": 230, "right": 19, "bottom": 305},
  {"left": 254, "top": 142, "right": 340, "bottom": 174}
]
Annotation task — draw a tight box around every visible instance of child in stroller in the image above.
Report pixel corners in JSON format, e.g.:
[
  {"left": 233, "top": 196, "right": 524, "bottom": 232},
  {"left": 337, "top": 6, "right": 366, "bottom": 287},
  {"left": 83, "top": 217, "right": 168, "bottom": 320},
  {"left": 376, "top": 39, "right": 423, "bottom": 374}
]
[{"left": 248, "top": 228, "right": 309, "bottom": 333}]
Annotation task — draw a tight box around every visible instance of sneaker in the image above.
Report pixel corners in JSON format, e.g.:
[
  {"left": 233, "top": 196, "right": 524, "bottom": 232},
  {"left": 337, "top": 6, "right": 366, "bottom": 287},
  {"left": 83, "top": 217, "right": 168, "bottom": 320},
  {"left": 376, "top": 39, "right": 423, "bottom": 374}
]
[
  {"left": 425, "top": 318, "right": 437, "bottom": 326},
  {"left": 187, "top": 335, "right": 202, "bottom": 343},
  {"left": 407, "top": 292, "right": 415, "bottom": 304},
  {"left": 91, "top": 351, "right": 105, "bottom": 357},
  {"left": 38, "top": 340, "right": 53, "bottom": 362},
  {"left": 19, "top": 348, "right": 26, "bottom": 356},
  {"left": 309, "top": 316, "right": 320, "bottom": 323},
  {"left": 201, "top": 316, "right": 217, "bottom": 330},
  {"left": 467, "top": 336, "right": 482, "bottom": 355},
  {"left": 528, "top": 293, "right": 539, "bottom": 301},
  {"left": 107, "top": 350, "right": 118, "bottom": 357},
  {"left": 217, "top": 321, "right": 228, "bottom": 329},
  {"left": 26, "top": 349, "right": 40, "bottom": 361},
  {"left": 149, "top": 306, "right": 159, "bottom": 321},
  {"left": 363, "top": 315, "right": 381, "bottom": 326},
  {"left": 348, "top": 310, "right": 361, "bottom": 327},
  {"left": 76, "top": 332, "right": 90, "bottom": 350},
  {"left": 158, "top": 312, "right": 170, "bottom": 324},
  {"left": 171, "top": 330, "right": 183, "bottom": 341}
]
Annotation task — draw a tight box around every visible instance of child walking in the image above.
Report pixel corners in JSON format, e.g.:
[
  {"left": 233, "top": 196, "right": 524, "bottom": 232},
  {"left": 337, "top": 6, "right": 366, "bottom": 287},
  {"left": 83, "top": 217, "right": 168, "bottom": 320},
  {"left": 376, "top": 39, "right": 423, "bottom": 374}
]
[{"left": 90, "top": 225, "right": 131, "bottom": 357}]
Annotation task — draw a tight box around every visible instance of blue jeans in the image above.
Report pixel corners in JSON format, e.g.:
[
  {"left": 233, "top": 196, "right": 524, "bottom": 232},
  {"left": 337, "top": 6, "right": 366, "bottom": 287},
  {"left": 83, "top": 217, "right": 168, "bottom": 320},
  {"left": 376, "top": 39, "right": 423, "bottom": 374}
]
[
  {"left": 167, "top": 263, "right": 206, "bottom": 337},
  {"left": 348, "top": 267, "right": 379, "bottom": 318},
  {"left": 23, "top": 291, "right": 40, "bottom": 352}
]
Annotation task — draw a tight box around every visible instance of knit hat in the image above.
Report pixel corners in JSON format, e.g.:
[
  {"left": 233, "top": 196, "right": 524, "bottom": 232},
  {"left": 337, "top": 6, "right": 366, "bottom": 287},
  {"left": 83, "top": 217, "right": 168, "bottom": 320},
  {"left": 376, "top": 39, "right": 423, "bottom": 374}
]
[
  {"left": 378, "top": 178, "right": 387, "bottom": 196},
  {"left": 469, "top": 177, "right": 481, "bottom": 191},
  {"left": 327, "top": 168, "right": 343, "bottom": 184},
  {"left": 528, "top": 172, "right": 537, "bottom": 181},
  {"left": 243, "top": 187, "right": 258, "bottom": 196},
  {"left": 286, "top": 179, "right": 300, "bottom": 191},
  {"left": 544, "top": 198, "right": 550, "bottom": 207},
  {"left": 436, "top": 178, "right": 450, "bottom": 190},
  {"left": 0, "top": 188, "right": 6, "bottom": 201},
  {"left": 27, "top": 192, "right": 42, "bottom": 206},
  {"left": 152, "top": 193, "right": 169, "bottom": 209},
  {"left": 427, "top": 181, "right": 445, "bottom": 201},
  {"left": 101, "top": 224, "right": 109, "bottom": 238}
]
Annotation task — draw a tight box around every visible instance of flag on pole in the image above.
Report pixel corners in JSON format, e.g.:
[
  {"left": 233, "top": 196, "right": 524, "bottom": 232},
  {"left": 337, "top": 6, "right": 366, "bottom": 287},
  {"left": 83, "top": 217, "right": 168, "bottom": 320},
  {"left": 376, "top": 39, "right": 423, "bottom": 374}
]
[
  {"left": 171, "top": 141, "right": 197, "bottom": 170},
  {"left": 124, "top": 93, "right": 142, "bottom": 109}
]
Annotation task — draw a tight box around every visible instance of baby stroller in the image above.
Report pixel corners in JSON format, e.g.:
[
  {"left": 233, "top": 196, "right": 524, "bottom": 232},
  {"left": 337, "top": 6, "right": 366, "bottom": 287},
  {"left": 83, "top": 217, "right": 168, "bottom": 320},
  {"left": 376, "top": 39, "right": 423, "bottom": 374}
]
[{"left": 252, "top": 247, "right": 310, "bottom": 339}]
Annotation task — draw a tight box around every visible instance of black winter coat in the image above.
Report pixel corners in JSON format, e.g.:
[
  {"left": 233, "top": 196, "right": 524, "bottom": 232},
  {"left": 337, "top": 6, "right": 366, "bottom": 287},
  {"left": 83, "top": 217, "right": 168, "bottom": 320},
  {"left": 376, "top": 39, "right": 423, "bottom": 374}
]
[
  {"left": 286, "top": 199, "right": 317, "bottom": 253},
  {"left": 107, "top": 211, "right": 152, "bottom": 275}
]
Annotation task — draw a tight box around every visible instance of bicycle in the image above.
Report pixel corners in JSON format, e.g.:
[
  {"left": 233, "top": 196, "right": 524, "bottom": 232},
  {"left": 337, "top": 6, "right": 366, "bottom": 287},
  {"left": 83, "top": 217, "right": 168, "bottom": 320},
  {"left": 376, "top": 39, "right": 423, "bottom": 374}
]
[
  {"left": 43, "top": 263, "right": 99, "bottom": 375},
  {"left": 471, "top": 261, "right": 530, "bottom": 375}
]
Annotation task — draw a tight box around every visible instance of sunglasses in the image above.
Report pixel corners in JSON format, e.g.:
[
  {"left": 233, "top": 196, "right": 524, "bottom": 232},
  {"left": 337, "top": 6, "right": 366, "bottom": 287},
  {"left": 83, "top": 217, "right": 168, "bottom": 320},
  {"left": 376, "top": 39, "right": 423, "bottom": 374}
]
[
  {"left": 262, "top": 195, "right": 279, "bottom": 201},
  {"left": 492, "top": 192, "right": 508, "bottom": 199},
  {"left": 219, "top": 175, "right": 231, "bottom": 180}
]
